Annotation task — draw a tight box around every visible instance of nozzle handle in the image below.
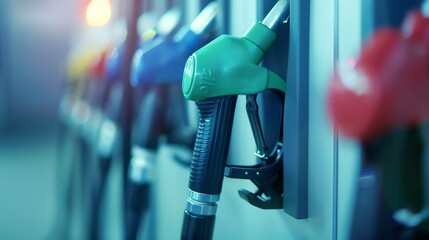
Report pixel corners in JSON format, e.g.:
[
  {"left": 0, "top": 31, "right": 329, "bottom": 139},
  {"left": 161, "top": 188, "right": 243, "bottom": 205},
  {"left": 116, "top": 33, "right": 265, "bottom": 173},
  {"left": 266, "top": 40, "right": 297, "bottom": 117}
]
[
  {"left": 182, "top": 96, "right": 236, "bottom": 239},
  {"left": 126, "top": 183, "right": 150, "bottom": 240},
  {"left": 133, "top": 87, "right": 166, "bottom": 149},
  {"left": 188, "top": 96, "right": 237, "bottom": 194}
]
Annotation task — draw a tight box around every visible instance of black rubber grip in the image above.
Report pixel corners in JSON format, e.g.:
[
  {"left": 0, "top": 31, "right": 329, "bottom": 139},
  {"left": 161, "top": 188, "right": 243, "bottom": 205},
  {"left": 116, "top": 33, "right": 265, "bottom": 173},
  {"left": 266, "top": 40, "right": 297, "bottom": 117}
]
[
  {"left": 133, "top": 86, "right": 167, "bottom": 149},
  {"left": 188, "top": 96, "right": 237, "bottom": 194},
  {"left": 181, "top": 210, "right": 216, "bottom": 240},
  {"left": 126, "top": 183, "right": 150, "bottom": 240},
  {"left": 128, "top": 183, "right": 150, "bottom": 213},
  {"left": 165, "top": 85, "right": 196, "bottom": 149},
  {"left": 88, "top": 156, "right": 112, "bottom": 240}
]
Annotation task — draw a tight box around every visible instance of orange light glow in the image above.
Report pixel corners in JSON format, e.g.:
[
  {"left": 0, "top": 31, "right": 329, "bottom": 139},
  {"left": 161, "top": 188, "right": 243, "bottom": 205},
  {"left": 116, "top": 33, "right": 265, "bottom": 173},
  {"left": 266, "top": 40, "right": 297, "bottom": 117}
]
[{"left": 86, "top": 0, "right": 112, "bottom": 27}]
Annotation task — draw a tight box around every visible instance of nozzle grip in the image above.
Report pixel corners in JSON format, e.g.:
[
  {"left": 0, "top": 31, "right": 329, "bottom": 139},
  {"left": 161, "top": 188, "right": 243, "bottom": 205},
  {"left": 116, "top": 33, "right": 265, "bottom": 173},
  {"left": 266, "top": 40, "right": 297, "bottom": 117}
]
[
  {"left": 133, "top": 86, "right": 167, "bottom": 149},
  {"left": 181, "top": 210, "right": 215, "bottom": 240},
  {"left": 188, "top": 96, "right": 237, "bottom": 195},
  {"left": 126, "top": 183, "right": 150, "bottom": 240}
]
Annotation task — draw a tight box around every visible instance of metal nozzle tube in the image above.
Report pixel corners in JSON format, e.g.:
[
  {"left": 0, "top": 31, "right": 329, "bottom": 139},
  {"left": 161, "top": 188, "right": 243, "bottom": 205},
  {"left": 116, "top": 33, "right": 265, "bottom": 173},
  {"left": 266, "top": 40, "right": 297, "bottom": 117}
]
[
  {"left": 190, "top": 2, "right": 218, "bottom": 35},
  {"left": 262, "top": 0, "right": 290, "bottom": 30}
]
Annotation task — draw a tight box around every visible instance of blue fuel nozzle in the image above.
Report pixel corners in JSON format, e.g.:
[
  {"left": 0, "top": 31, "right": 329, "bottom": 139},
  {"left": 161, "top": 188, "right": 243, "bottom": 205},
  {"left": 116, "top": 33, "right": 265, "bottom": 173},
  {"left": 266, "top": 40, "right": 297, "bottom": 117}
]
[
  {"left": 130, "top": 2, "right": 218, "bottom": 87},
  {"left": 105, "top": 8, "right": 182, "bottom": 82}
]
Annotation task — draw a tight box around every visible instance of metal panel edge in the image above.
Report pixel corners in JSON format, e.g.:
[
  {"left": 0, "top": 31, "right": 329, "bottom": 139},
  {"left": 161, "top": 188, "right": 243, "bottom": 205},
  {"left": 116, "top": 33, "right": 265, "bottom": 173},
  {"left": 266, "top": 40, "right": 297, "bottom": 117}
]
[{"left": 283, "top": 0, "right": 309, "bottom": 219}]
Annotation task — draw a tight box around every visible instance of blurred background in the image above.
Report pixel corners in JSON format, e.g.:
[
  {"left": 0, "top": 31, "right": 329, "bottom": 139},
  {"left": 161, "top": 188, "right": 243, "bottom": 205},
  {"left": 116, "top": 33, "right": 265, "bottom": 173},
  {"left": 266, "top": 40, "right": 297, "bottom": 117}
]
[
  {"left": 0, "top": 0, "right": 428, "bottom": 239},
  {"left": 0, "top": 0, "right": 74, "bottom": 238}
]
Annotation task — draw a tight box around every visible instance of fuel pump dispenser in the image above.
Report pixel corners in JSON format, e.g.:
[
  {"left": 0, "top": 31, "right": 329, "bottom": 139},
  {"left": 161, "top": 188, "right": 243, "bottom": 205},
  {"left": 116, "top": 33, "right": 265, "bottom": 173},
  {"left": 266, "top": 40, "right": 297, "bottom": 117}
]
[
  {"left": 127, "top": 2, "right": 218, "bottom": 239},
  {"left": 328, "top": 3, "right": 429, "bottom": 239},
  {"left": 57, "top": 25, "right": 125, "bottom": 237},
  {"left": 86, "top": 7, "right": 182, "bottom": 240},
  {"left": 56, "top": 39, "right": 111, "bottom": 240},
  {"left": 180, "top": 1, "right": 289, "bottom": 239},
  {"left": 57, "top": 2, "right": 182, "bottom": 239}
]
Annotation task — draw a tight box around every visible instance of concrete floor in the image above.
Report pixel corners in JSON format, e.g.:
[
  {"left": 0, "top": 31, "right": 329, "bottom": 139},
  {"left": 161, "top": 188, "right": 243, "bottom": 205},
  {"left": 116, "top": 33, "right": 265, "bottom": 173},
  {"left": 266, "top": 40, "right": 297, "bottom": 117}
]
[
  {"left": 0, "top": 125, "right": 60, "bottom": 240},
  {"left": 0, "top": 123, "right": 126, "bottom": 240},
  {"left": 0, "top": 122, "right": 293, "bottom": 240}
]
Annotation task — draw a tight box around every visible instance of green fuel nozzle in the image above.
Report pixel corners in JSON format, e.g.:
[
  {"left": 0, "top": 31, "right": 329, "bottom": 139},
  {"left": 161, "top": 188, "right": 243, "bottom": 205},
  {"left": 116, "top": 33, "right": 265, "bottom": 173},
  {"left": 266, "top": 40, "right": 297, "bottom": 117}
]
[
  {"left": 181, "top": 1, "right": 290, "bottom": 240},
  {"left": 182, "top": 0, "right": 289, "bottom": 101}
]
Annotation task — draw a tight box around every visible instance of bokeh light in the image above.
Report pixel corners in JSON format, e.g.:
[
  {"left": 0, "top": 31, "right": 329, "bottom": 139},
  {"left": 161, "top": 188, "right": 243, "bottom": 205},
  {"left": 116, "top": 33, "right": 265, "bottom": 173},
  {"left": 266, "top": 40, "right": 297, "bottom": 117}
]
[{"left": 86, "top": 0, "right": 111, "bottom": 27}]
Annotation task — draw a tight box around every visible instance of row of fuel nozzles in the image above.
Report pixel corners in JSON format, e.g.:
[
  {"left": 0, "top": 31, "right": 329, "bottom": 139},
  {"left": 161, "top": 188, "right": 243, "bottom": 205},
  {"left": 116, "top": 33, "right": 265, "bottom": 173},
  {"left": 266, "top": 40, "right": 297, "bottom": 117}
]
[{"left": 63, "top": 0, "right": 429, "bottom": 239}]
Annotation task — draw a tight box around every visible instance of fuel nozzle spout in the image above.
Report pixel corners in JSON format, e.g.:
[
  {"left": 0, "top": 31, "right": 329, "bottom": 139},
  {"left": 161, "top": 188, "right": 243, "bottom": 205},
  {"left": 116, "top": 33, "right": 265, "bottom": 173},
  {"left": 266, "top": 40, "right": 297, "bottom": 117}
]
[{"left": 262, "top": 0, "right": 290, "bottom": 31}]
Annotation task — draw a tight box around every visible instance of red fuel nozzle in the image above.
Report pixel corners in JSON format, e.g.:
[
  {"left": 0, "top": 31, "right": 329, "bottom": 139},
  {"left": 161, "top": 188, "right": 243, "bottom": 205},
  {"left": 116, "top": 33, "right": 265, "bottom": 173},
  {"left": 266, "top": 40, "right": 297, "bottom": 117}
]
[
  {"left": 328, "top": 10, "right": 429, "bottom": 140},
  {"left": 88, "top": 48, "right": 109, "bottom": 80}
]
